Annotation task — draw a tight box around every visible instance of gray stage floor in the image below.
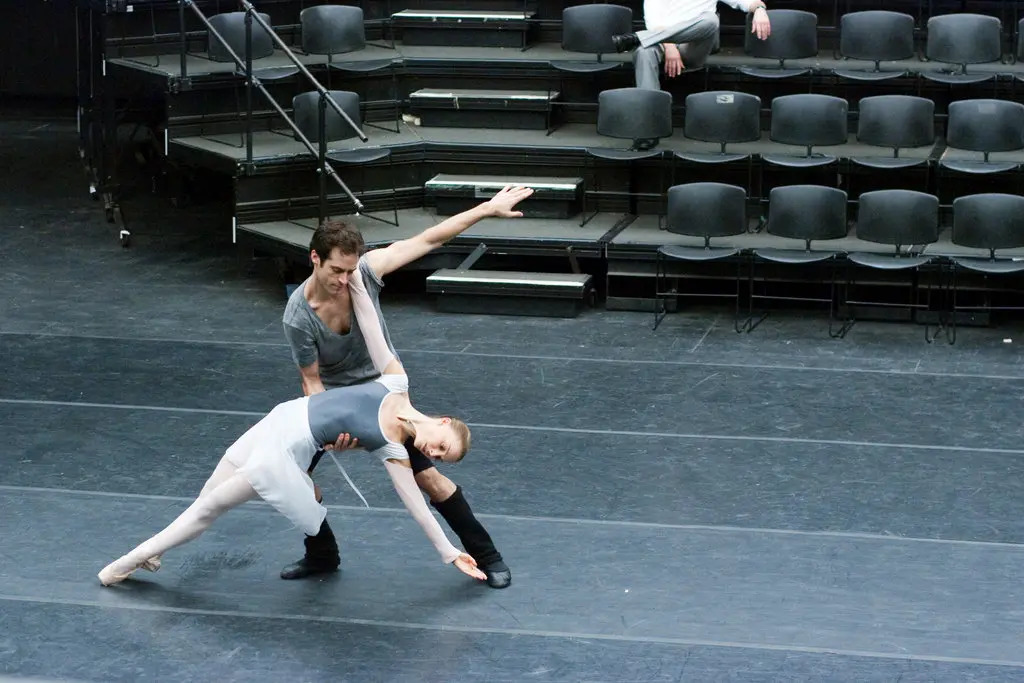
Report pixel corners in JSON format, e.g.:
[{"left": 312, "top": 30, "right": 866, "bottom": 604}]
[{"left": 5, "top": 118, "right": 1024, "bottom": 682}]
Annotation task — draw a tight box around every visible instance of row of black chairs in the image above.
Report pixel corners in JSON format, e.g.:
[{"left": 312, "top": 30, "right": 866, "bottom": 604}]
[
  {"left": 583, "top": 87, "right": 1024, "bottom": 223},
  {"left": 202, "top": 6, "right": 1024, "bottom": 86},
  {"left": 653, "top": 184, "right": 1024, "bottom": 343}
]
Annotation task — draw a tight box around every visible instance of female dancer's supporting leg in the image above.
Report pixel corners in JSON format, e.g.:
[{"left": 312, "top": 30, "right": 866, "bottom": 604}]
[{"left": 98, "top": 456, "right": 258, "bottom": 585}]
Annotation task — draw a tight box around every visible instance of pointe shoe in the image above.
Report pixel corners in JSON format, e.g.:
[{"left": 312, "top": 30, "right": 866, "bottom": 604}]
[{"left": 97, "top": 556, "right": 148, "bottom": 586}]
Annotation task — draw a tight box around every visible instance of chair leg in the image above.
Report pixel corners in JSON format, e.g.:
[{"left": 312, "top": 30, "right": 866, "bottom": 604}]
[
  {"left": 652, "top": 252, "right": 667, "bottom": 331},
  {"left": 828, "top": 257, "right": 855, "bottom": 339},
  {"left": 925, "top": 261, "right": 955, "bottom": 344},
  {"left": 733, "top": 253, "right": 749, "bottom": 333},
  {"left": 742, "top": 256, "right": 767, "bottom": 333}
]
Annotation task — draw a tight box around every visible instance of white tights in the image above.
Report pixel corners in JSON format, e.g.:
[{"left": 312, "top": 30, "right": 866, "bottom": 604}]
[{"left": 105, "top": 456, "right": 257, "bottom": 576}]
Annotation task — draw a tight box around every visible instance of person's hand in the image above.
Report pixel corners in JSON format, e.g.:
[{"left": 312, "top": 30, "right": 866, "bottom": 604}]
[
  {"left": 323, "top": 432, "right": 359, "bottom": 451},
  {"left": 483, "top": 185, "right": 534, "bottom": 218},
  {"left": 453, "top": 553, "right": 487, "bottom": 580},
  {"left": 751, "top": 8, "right": 771, "bottom": 40},
  {"left": 663, "top": 43, "right": 684, "bottom": 78}
]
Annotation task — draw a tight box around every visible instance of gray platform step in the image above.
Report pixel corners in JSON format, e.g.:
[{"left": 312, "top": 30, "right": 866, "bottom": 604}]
[
  {"left": 392, "top": 9, "right": 537, "bottom": 48},
  {"left": 427, "top": 268, "right": 593, "bottom": 317},
  {"left": 426, "top": 173, "right": 582, "bottom": 218},
  {"left": 410, "top": 89, "right": 557, "bottom": 130}
]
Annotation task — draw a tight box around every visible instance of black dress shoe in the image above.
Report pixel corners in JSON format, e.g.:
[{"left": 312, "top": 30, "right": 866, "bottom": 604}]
[
  {"left": 611, "top": 33, "right": 641, "bottom": 53},
  {"left": 481, "top": 560, "right": 512, "bottom": 589},
  {"left": 280, "top": 557, "right": 339, "bottom": 580}
]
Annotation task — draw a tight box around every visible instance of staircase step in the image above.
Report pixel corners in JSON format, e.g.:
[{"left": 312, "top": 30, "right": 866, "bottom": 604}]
[
  {"left": 391, "top": 9, "right": 536, "bottom": 48},
  {"left": 426, "top": 174, "right": 582, "bottom": 218},
  {"left": 410, "top": 88, "right": 557, "bottom": 129},
  {"left": 426, "top": 268, "right": 593, "bottom": 317}
]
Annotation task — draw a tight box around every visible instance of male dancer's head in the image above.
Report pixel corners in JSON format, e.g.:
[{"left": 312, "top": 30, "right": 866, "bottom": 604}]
[{"left": 309, "top": 220, "right": 364, "bottom": 296}]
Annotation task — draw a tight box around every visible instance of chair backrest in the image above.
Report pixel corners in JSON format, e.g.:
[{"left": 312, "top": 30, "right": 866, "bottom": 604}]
[
  {"left": 301, "top": 5, "right": 365, "bottom": 55},
  {"left": 946, "top": 99, "right": 1024, "bottom": 153},
  {"left": 684, "top": 91, "right": 761, "bottom": 146},
  {"left": 767, "top": 185, "right": 848, "bottom": 243},
  {"left": 840, "top": 11, "right": 915, "bottom": 63},
  {"left": 597, "top": 88, "right": 673, "bottom": 141},
  {"left": 292, "top": 90, "right": 362, "bottom": 143},
  {"left": 666, "top": 183, "right": 747, "bottom": 240},
  {"left": 562, "top": 4, "right": 633, "bottom": 56},
  {"left": 745, "top": 10, "right": 817, "bottom": 61},
  {"left": 857, "top": 190, "right": 939, "bottom": 248},
  {"left": 856, "top": 95, "right": 935, "bottom": 151},
  {"left": 770, "top": 94, "right": 848, "bottom": 148},
  {"left": 952, "top": 194, "right": 1024, "bottom": 252},
  {"left": 926, "top": 14, "right": 1002, "bottom": 66},
  {"left": 208, "top": 11, "right": 274, "bottom": 63}
]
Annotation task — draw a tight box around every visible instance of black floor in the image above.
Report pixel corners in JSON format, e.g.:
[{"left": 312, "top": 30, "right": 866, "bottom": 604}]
[{"left": 4, "top": 115, "right": 1024, "bottom": 682}]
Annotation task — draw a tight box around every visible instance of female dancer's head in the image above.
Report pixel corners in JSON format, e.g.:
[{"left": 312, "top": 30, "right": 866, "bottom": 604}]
[{"left": 407, "top": 415, "right": 471, "bottom": 463}]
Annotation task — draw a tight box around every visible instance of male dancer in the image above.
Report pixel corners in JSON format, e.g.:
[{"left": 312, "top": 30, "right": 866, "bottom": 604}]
[{"left": 280, "top": 185, "right": 533, "bottom": 588}]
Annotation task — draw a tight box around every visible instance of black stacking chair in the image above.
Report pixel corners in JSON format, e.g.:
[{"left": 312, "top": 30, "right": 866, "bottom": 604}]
[
  {"left": 761, "top": 94, "right": 848, "bottom": 172},
  {"left": 653, "top": 183, "right": 749, "bottom": 332},
  {"left": 301, "top": 5, "right": 401, "bottom": 133},
  {"left": 673, "top": 91, "right": 761, "bottom": 193},
  {"left": 934, "top": 193, "right": 1024, "bottom": 344},
  {"left": 834, "top": 11, "right": 915, "bottom": 81},
  {"left": 547, "top": 4, "right": 633, "bottom": 134},
  {"left": 581, "top": 88, "right": 672, "bottom": 227},
  {"left": 198, "top": 12, "right": 301, "bottom": 148},
  {"left": 746, "top": 185, "right": 849, "bottom": 335},
  {"left": 851, "top": 95, "right": 935, "bottom": 171},
  {"left": 739, "top": 10, "right": 817, "bottom": 79},
  {"left": 207, "top": 11, "right": 275, "bottom": 62},
  {"left": 835, "top": 190, "right": 940, "bottom": 338},
  {"left": 938, "top": 99, "right": 1024, "bottom": 197},
  {"left": 292, "top": 90, "right": 398, "bottom": 226},
  {"left": 922, "top": 14, "right": 1003, "bottom": 86}
]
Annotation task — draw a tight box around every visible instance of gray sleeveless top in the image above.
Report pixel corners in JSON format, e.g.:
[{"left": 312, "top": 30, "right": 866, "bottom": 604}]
[{"left": 306, "top": 374, "right": 410, "bottom": 461}]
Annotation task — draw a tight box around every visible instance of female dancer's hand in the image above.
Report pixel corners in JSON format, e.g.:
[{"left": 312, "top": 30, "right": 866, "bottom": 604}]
[{"left": 454, "top": 553, "right": 487, "bottom": 580}]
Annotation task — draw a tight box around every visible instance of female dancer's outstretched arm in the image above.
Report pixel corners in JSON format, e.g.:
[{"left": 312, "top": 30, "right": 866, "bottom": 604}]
[{"left": 384, "top": 459, "right": 486, "bottom": 580}]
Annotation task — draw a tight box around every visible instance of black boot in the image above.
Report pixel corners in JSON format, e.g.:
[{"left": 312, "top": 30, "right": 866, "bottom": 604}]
[
  {"left": 280, "top": 519, "right": 341, "bottom": 580},
  {"left": 432, "top": 486, "right": 511, "bottom": 589}
]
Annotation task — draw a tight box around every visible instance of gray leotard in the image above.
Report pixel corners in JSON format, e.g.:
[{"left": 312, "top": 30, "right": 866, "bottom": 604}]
[
  {"left": 282, "top": 258, "right": 399, "bottom": 388},
  {"left": 306, "top": 374, "right": 409, "bottom": 461}
]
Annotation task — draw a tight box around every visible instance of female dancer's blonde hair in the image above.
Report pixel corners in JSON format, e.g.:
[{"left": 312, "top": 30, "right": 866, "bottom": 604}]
[{"left": 448, "top": 417, "right": 471, "bottom": 461}]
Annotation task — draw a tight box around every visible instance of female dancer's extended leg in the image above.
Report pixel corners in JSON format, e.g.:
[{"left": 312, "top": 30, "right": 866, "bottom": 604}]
[{"left": 98, "top": 456, "right": 257, "bottom": 585}]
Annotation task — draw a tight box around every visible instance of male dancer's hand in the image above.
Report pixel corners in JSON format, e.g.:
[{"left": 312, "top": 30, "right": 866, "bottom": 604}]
[
  {"left": 324, "top": 432, "right": 360, "bottom": 451},
  {"left": 454, "top": 553, "right": 487, "bottom": 580},
  {"left": 483, "top": 185, "right": 534, "bottom": 218}
]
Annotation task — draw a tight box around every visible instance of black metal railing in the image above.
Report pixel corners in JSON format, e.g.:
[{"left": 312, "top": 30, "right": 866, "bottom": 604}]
[{"left": 178, "top": 0, "right": 370, "bottom": 225}]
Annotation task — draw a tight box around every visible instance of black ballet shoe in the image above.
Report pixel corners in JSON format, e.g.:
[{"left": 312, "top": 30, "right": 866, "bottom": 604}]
[
  {"left": 611, "top": 33, "right": 641, "bottom": 53},
  {"left": 481, "top": 560, "right": 511, "bottom": 589},
  {"left": 279, "top": 557, "right": 340, "bottom": 580}
]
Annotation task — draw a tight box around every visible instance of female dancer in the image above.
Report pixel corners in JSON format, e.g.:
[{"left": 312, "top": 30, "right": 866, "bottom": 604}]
[{"left": 98, "top": 266, "right": 485, "bottom": 585}]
